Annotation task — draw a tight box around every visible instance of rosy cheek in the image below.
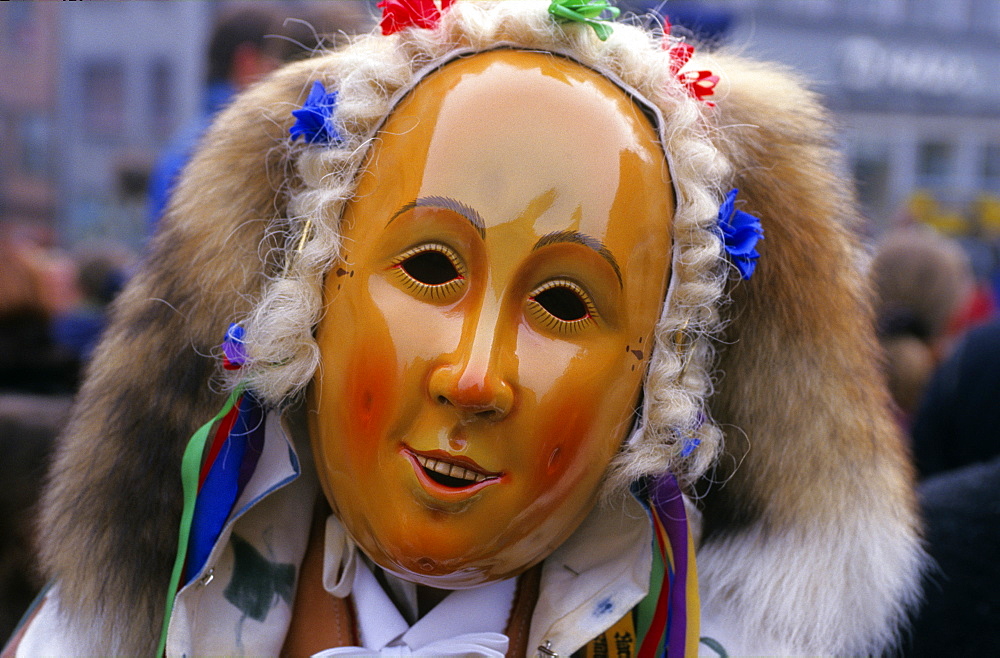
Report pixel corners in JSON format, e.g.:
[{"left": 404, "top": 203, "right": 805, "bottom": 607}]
[
  {"left": 535, "top": 391, "right": 599, "bottom": 485},
  {"left": 343, "top": 342, "right": 396, "bottom": 469}
]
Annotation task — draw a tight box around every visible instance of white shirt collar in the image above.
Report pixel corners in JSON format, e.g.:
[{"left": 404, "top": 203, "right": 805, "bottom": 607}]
[
  {"left": 530, "top": 496, "right": 652, "bottom": 654},
  {"left": 321, "top": 514, "right": 517, "bottom": 652}
]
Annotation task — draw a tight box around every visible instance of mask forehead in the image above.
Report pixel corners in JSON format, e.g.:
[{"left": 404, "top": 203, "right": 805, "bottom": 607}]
[{"left": 413, "top": 52, "right": 663, "bottom": 239}]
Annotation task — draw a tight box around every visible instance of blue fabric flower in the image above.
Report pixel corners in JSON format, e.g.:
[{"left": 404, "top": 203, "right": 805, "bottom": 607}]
[
  {"left": 222, "top": 323, "right": 247, "bottom": 370},
  {"left": 680, "top": 438, "right": 701, "bottom": 457},
  {"left": 679, "top": 411, "right": 706, "bottom": 457},
  {"left": 717, "top": 188, "right": 763, "bottom": 280},
  {"left": 290, "top": 81, "right": 340, "bottom": 144}
]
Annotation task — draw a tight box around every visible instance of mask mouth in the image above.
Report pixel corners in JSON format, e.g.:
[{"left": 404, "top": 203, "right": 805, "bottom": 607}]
[{"left": 404, "top": 447, "right": 502, "bottom": 491}]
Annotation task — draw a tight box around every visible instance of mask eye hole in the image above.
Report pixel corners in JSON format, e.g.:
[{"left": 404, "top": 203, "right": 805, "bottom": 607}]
[
  {"left": 527, "top": 279, "right": 598, "bottom": 332},
  {"left": 533, "top": 285, "right": 588, "bottom": 321},
  {"left": 401, "top": 250, "right": 460, "bottom": 285},
  {"left": 390, "top": 243, "right": 467, "bottom": 300}
]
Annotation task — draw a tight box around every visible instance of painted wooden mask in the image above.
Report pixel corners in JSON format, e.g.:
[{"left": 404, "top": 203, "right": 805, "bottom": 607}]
[{"left": 309, "top": 50, "right": 672, "bottom": 587}]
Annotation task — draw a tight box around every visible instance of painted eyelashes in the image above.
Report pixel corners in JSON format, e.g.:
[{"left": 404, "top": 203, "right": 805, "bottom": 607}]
[
  {"left": 527, "top": 278, "right": 599, "bottom": 332},
  {"left": 391, "top": 243, "right": 600, "bottom": 331}
]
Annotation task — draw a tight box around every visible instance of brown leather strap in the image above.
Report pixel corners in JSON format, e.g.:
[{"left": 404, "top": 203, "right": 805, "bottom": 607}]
[
  {"left": 504, "top": 563, "right": 542, "bottom": 658},
  {"left": 283, "top": 501, "right": 543, "bottom": 657},
  {"left": 281, "top": 501, "right": 357, "bottom": 657}
]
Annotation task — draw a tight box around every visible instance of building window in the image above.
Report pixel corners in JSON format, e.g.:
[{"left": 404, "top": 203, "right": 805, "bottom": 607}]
[
  {"left": 917, "top": 141, "right": 954, "bottom": 192},
  {"left": 849, "top": 139, "right": 892, "bottom": 223},
  {"left": 982, "top": 145, "right": 1000, "bottom": 194},
  {"left": 82, "top": 59, "right": 125, "bottom": 141},
  {"left": 20, "top": 114, "right": 51, "bottom": 176},
  {"left": 853, "top": 156, "right": 891, "bottom": 222},
  {"left": 3, "top": 1, "right": 35, "bottom": 53}
]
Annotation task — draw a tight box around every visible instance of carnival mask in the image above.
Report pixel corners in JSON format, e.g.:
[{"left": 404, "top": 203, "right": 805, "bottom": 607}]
[{"left": 309, "top": 50, "right": 673, "bottom": 587}]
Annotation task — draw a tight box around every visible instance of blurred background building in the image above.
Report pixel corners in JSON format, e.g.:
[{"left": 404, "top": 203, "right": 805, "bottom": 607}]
[
  {"left": 723, "top": 0, "right": 1000, "bottom": 237},
  {"left": 1, "top": 0, "right": 375, "bottom": 251},
  {"left": 2, "top": 2, "right": 210, "bottom": 249},
  {"left": 620, "top": 0, "right": 1000, "bottom": 236},
  {"left": 3, "top": 0, "right": 999, "bottom": 247},
  {"left": 0, "top": 1, "right": 376, "bottom": 640}
]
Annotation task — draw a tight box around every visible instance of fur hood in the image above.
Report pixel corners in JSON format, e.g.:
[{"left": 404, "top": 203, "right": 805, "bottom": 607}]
[{"left": 36, "top": 3, "right": 924, "bottom": 655}]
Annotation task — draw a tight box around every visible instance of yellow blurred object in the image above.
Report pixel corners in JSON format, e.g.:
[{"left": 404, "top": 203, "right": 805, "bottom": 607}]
[
  {"left": 906, "top": 191, "right": 968, "bottom": 236},
  {"left": 972, "top": 194, "right": 1000, "bottom": 236}
]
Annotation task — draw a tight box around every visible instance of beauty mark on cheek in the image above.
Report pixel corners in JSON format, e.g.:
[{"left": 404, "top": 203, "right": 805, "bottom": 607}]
[{"left": 536, "top": 393, "right": 599, "bottom": 480}]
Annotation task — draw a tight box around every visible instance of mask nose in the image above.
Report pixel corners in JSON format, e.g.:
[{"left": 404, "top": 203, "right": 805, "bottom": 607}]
[
  {"left": 428, "top": 303, "right": 515, "bottom": 422},
  {"left": 429, "top": 365, "right": 515, "bottom": 421}
]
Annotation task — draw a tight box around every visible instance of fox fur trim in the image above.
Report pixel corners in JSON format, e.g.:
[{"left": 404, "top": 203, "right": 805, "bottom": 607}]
[
  {"left": 694, "top": 57, "right": 926, "bottom": 655},
  {"left": 35, "top": 2, "right": 923, "bottom": 655}
]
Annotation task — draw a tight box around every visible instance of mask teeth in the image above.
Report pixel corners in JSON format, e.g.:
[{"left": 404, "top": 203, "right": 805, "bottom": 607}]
[{"left": 415, "top": 454, "right": 489, "bottom": 483}]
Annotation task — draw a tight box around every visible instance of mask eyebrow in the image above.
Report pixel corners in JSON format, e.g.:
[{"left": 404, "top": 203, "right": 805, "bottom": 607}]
[
  {"left": 533, "top": 230, "right": 623, "bottom": 288},
  {"left": 387, "top": 196, "right": 486, "bottom": 240}
]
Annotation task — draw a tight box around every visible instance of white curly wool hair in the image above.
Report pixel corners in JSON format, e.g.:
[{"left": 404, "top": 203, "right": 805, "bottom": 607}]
[{"left": 237, "top": 0, "right": 730, "bottom": 496}]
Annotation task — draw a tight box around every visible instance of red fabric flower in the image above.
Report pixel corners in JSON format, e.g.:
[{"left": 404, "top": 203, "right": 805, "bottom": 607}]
[
  {"left": 679, "top": 69, "right": 719, "bottom": 102},
  {"left": 662, "top": 22, "right": 717, "bottom": 103},
  {"left": 378, "top": 0, "right": 454, "bottom": 35},
  {"left": 668, "top": 42, "right": 694, "bottom": 76}
]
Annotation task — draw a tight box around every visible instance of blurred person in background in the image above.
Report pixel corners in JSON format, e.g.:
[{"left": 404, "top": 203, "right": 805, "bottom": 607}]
[
  {"left": 0, "top": 229, "right": 80, "bottom": 395},
  {"left": 50, "top": 242, "right": 133, "bottom": 364},
  {"left": 872, "top": 226, "right": 977, "bottom": 426},
  {"left": 910, "top": 319, "right": 1000, "bottom": 479},
  {"left": 148, "top": 4, "right": 375, "bottom": 228},
  {"left": 271, "top": 1, "right": 375, "bottom": 62},
  {"left": 878, "top": 230, "right": 1000, "bottom": 656},
  {"left": 147, "top": 6, "right": 284, "bottom": 227},
  {"left": 900, "top": 451, "right": 1000, "bottom": 656},
  {"left": 0, "top": 393, "right": 73, "bottom": 644},
  {"left": 0, "top": 229, "right": 78, "bottom": 642},
  {"left": 900, "top": 321, "right": 1000, "bottom": 655}
]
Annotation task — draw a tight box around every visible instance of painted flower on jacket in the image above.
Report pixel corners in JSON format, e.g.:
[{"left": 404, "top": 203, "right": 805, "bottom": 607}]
[
  {"left": 378, "top": 0, "right": 454, "bottom": 35},
  {"left": 290, "top": 81, "right": 340, "bottom": 145},
  {"left": 717, "top": 189, "right": 764, "bottom": 280}
]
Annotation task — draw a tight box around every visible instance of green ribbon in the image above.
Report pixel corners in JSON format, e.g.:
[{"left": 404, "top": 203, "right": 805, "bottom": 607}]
[
  {"left": 548, "top": 0, "right": 621, "bottom": 41},
  {"left": 156, "top": 384, "right": 246, "bottom": 657},
  {"left": 635, "top": 526, "right": 666, "bottom": 652}
]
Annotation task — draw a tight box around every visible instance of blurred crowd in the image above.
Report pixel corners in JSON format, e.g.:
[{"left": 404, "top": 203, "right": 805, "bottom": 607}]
[
  {"left": 872, "top": 210, "right": 1000, "bottom": 655},
  {"left": 0, "top": 3, "right": 374, "bottom": 644},
  {"left": 0, "top": 223, "right": 132, "bottom": 638}
]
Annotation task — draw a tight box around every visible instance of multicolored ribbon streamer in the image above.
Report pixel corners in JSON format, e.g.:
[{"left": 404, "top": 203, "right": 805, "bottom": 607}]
[
  {"left": 636, "top": 474, "right": 700, "bottom": 657},
  {"left": 186, "top": 389, "right": 265, "bottom": 582},
  {"left": 156, "top": 380, "right": 267, "bottom": 656}
]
